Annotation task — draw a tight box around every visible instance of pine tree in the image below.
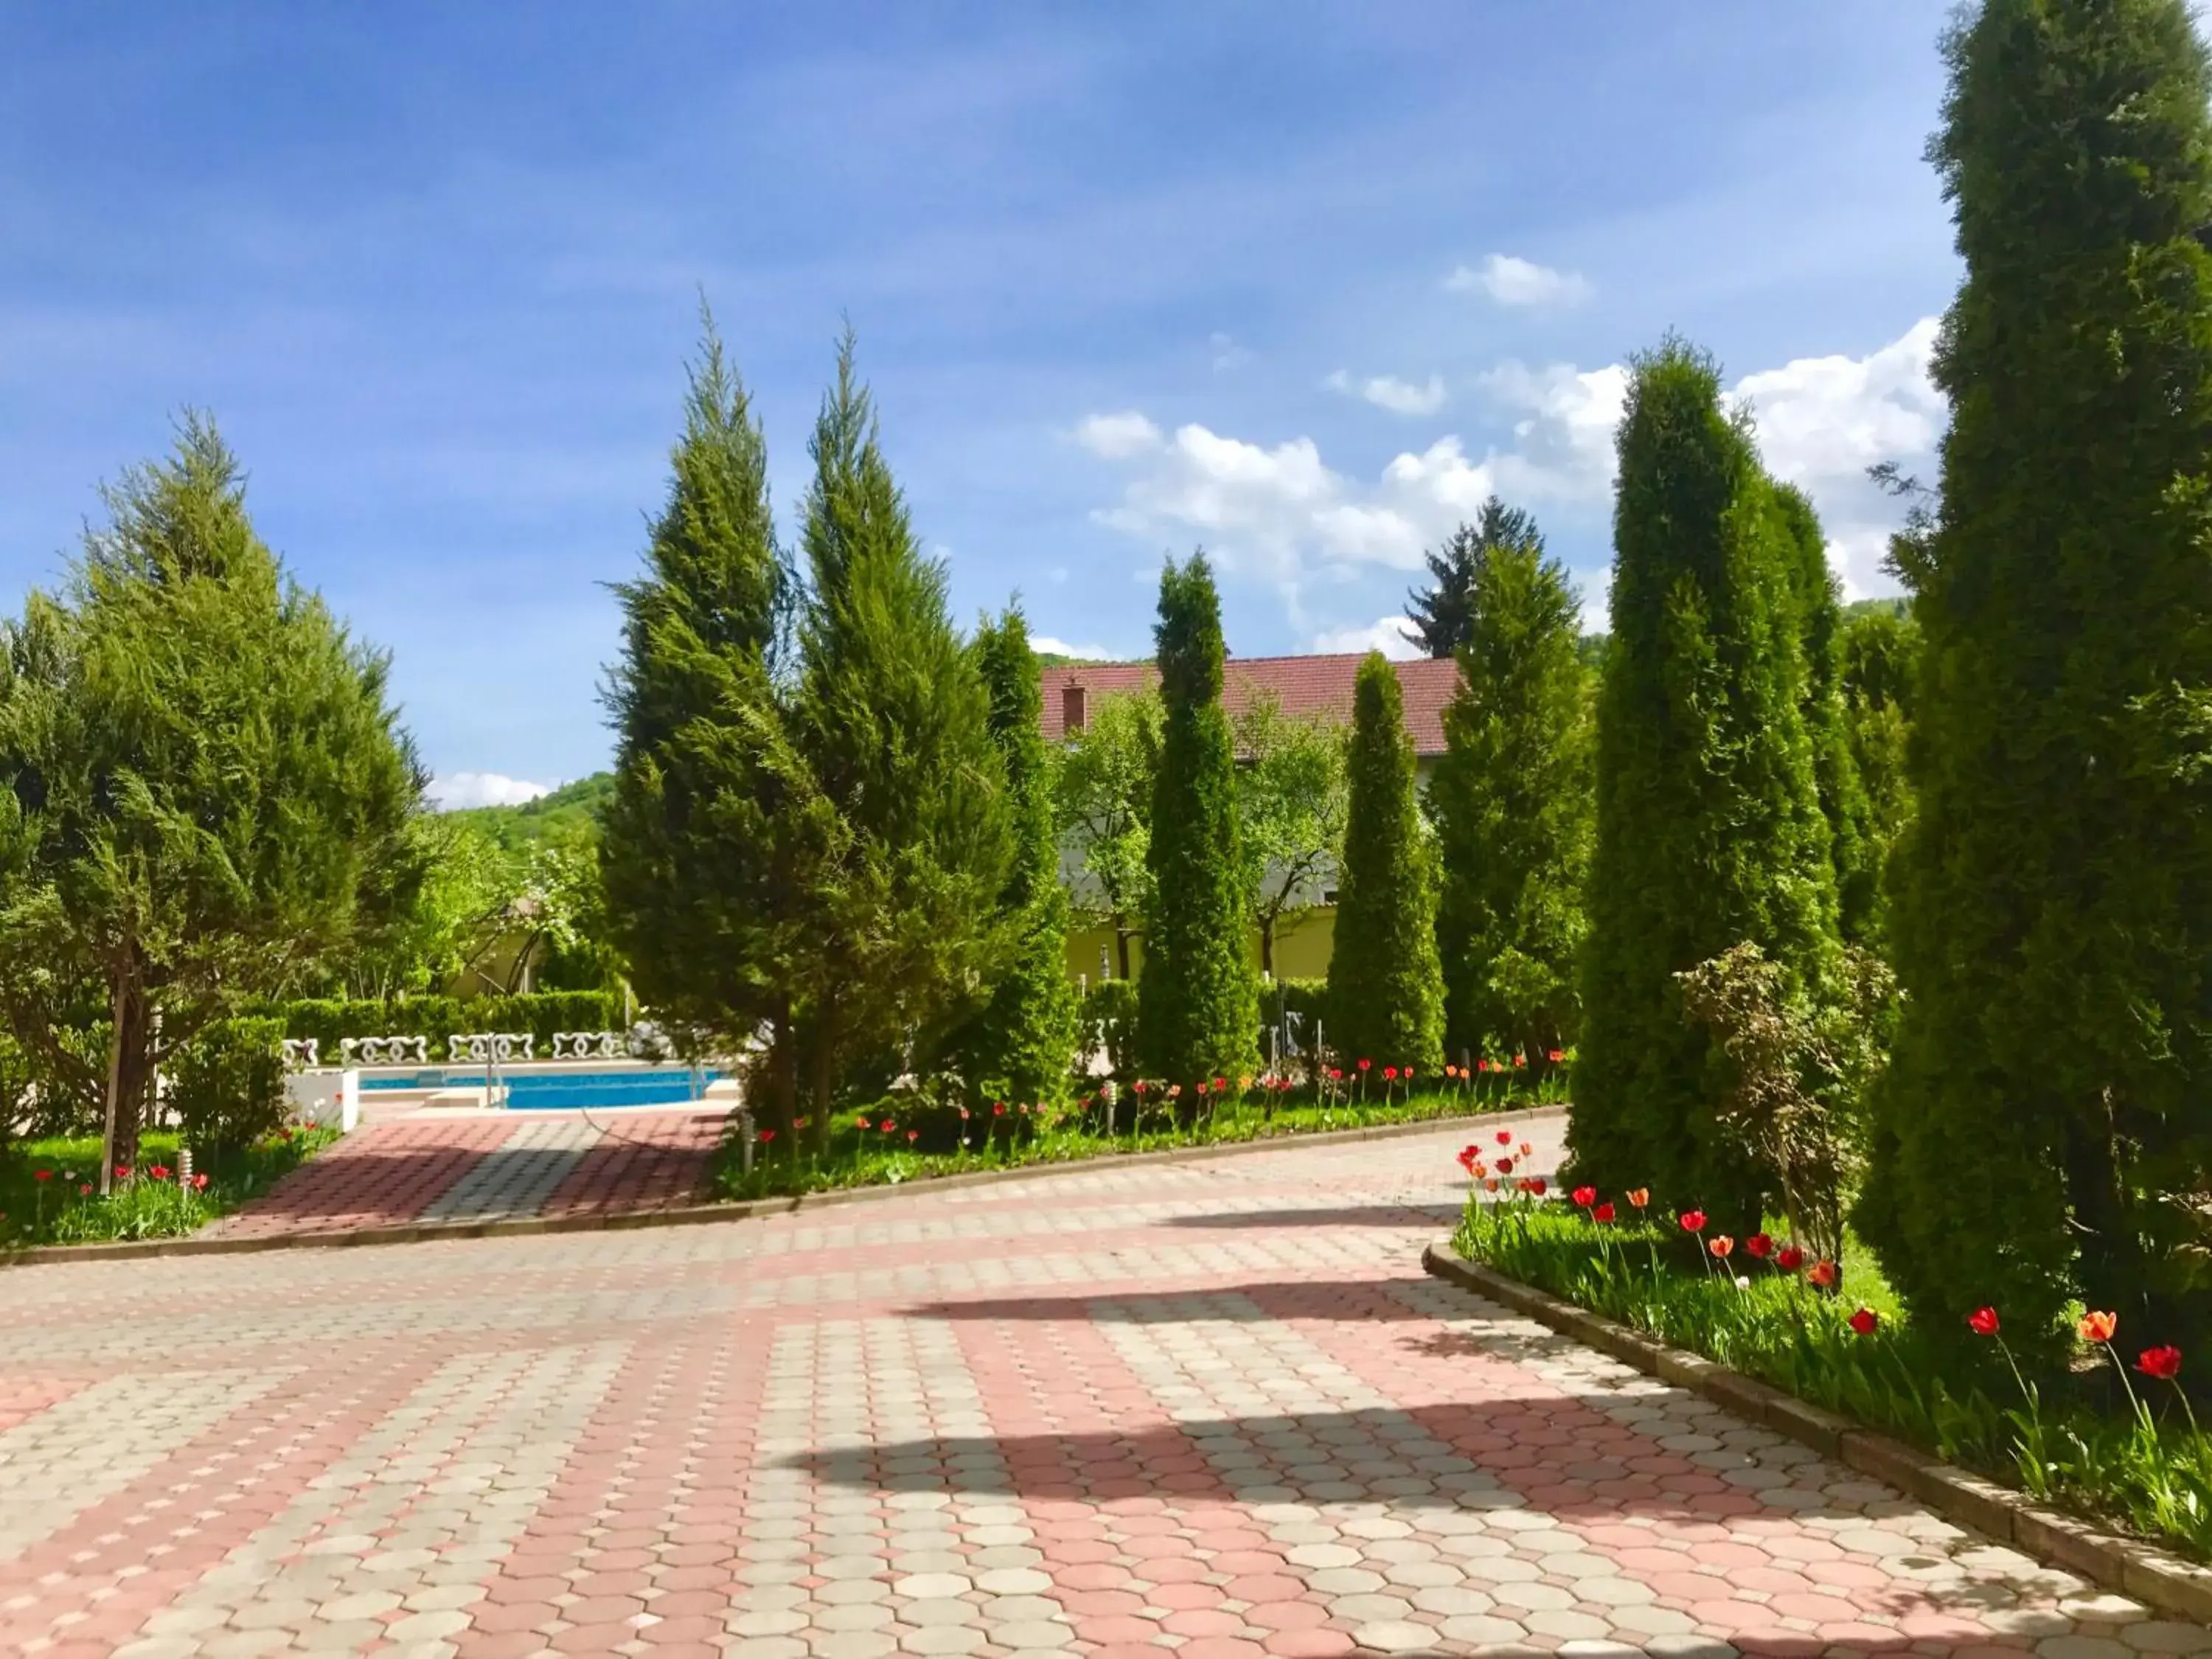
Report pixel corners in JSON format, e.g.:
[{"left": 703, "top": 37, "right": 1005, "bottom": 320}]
[
  {"left": 1402, "top": 498, "right": 1545, "bottom": 658},
  {"left": 599, "top": 314, "right": 834, "bottom": 1136},
  {"left": 1568, "top": 340, "right": 1840, "bottom": 1227},
  {"left": 1773, "top": 485, "right": 1879, "bottom": 942},
  {"left": 0, "top": 417, "right": 421, "bottom": 1179},
  {"left": 1139, "top": 554, "right": 1258, "bottom": 1087},
  {"left": 1431, "top": 535, "right": 1592, "bottom": 1073},
  {"left": 951, "top": 606, "right": 1077, "bottom": 1107},
  {"left": 791, "top": 333, "right": 1014, "bottom": 1123},
  {"left": 1860, "top": 0, "right": 2212, "bottom": 1347},
  {"left": 1328, "top": 653, "right": 1445, "bottom": 1075}
]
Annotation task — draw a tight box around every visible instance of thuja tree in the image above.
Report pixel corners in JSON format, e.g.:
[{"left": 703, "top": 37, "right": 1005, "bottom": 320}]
[
  {"left": 0, "top": 417, "right": 422, "bottom": 1180},
  {"left": 1327, "top": 653, "right": 1445, "bottom": 1074},
  {"left": 1569, "top": 341, "right": 1840, "bottom": 1228},
  {"left": 600, "top": 316, "right": 835, "bottom": 1137},
  {"left": 950, "top": 607, "right": 1077, "bottom": 1106},
  {"left": 1860, "top": 0, "right": 2212, "bottom": 1348},
  {"left": 1430, "top": 532, "right": 1592, "bottom": 1073},
  {"left": 1773, "top": 485, "right": 1879, "bottom": 942},
  {"left": 1138, "top": 554, "right": 1258, "bottom": 1088},
  {"left": 1839, "top": 605, "right": 1918, "bottom": 862},
  {"left": 791, "top": 335, "right": 1013, "bottom": 1121}
]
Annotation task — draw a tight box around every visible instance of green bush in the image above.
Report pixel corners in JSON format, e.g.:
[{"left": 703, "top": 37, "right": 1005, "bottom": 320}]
[
  {"left": 168, "top": 1018, "right": 288, "bottom": 1152},
  {"left": 1077, "top": 979, "right": 1139, "bottom": 1081}
]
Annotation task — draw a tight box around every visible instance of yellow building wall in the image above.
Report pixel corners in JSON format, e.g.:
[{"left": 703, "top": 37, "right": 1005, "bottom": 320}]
[{"left": 1065, "top": 905, "right": 1340, "bottom": 992}]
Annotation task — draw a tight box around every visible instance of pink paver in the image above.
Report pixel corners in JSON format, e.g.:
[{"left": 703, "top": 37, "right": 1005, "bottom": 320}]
[
  {"left": 0, "top": 1116, "right": 2198, "bottom": 1659},
  {"left": 203, "top": 1106, "right": 726, "bottom": 1238}
]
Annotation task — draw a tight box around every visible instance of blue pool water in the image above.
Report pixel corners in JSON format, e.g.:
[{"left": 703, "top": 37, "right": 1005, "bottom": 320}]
[{"left": 359, "top": 1067, "right": 721, "bottom": 1110}]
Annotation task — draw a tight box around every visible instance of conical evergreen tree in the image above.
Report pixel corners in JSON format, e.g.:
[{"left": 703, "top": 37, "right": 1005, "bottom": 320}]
[
  {"left": 951, "top": 605, "right": 1077, "bottom": 1107},
  {"left": 1431, "top": 534, "right": 1592, "bottom": 1072},
  {"left": 1568, "top": 340, "right": 1840, "bottom": 1226},
  {"left": 1773, "top": 485, "right": 1879, "bottom": 942},
  {"left": 1328, "top": 653, "right": 1445, "bottom": 1075},
  {"left": 1138, "top": 554, "right": 1258, "bottom": 1088},
  {"left": 1402, "top": 498, "right": 1547, "bottom": 659},
  {"left": 1860, "top": 0, "right": 2212, "bottom": 1348},
  {"left": 792, "top": 333, "right": 1014, "bottom": 1124}
]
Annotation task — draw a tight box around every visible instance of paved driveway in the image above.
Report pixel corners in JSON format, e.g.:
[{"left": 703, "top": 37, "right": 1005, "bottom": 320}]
[{"left": 0, "top": 1116, "right": 2198, "bottom": 1659}]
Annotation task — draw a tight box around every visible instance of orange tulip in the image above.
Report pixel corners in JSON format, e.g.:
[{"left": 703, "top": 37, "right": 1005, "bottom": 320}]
[
  {"left": 2079, "top": 1310, "right": 2118, "bottom": 1345},
  {"left": 1627, "top": 1188, "right": 1649, "bottom": 1209}
]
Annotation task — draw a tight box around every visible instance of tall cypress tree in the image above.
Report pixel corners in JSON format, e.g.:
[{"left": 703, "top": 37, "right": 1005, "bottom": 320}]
[
  {"left": 1860, "top": 0, "right": 2212, "bottom": 1346},
  {"left": 951, "top": 606, "right": 1077, "bottom": 1106},
  {"left": 792, "top": 333, "right": 1013, "bottom": 1123},
  {"left": 1328, "top": 653, "right": 1445, "bottom": 1074},
  {"left": 1568, "top": 340, "right": 1840, "bottom": 1225},
  {"left": 1431, "top": 535, "right": 1592, "bottom": 1072},
  {"left": 1139, "top": 554, "right": 1257, "bottom": 1086},
  {"left": 1773, "top": 485, "right": 1879, "bottom": 942},
  {"left": 600, "top": 316, "right": 832, "bottom": 1136}
]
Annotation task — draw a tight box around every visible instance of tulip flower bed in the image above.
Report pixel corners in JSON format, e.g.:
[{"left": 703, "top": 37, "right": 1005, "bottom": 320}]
[
  {"left": 1454, "top": 1174, "right": 2212, "bottom": 1562},
  {"left": 713, "top": 1074, "right": 1562, "bottom": 1202},
  {"left": 0, "top": 1122, "right": 338, "bottom": 1248}
]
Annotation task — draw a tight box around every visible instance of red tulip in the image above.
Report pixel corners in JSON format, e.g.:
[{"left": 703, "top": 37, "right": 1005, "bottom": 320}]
[
  {"left": 1329, "top": 1068, "right": 1342, "bottom": 1080},
  {"left": 1572, "top": 1186, "right": 1596, "bottom": 1208},
  {"left": 1383, "top": 1067, "right": 1397, "bottom": 1081},
  {"left": 1214, "top": 1077, "right": 1227, "bottom": 1091},
  {"left": 959, "top": 1107, "right": 970, "bottom": 1120},
  {"left": 1134, "top": 1080, "right": 1148, "bottom": 1093},
  {"left": 1524, "top": 1177, "right": 1546, "bottom": 1196},
  {"left": 190, "top": 1173, "right": 208, "bottom": 1191},
  {"left": 1357, "top": 1058, "right": 1371, "bottom": 1071},
  {"left": 1513, "top": 1054, "right": 1526, "bottom": 1069},
  {"left": 149, "top": 1165, "right": 171, "bottom": 1180},
  {"left": 1593, "top": 1203, "right": 1616, "bottom": 1224},
  {"left": 757, "top": 1130, "right": 776, "bottom": 1145},
  {"left": 1476, "top": 1058, "right": 1489, "bottom": 1072},
  {"left": 1679, "top": 1209, "right": 1707, "bottom": 1234},
  {"left": 1746, "top": 1233, "right": 1773, "bottom": 1259},
  {"left": 1456, "top": 1148, "right": 1478, "bottom": 1173},
  {"left": 2138, "top": 1346, "right": 2183, "bottom": 1381},
  {"left": 993, "top": 1102, "right": 1006, "bottom": 1116},
  {"left": 907, "top": 1130, "right": 919, "bottom": 1144},
  {"left": 880, "top": 1120, "right": 895, "bottom": 1133},
  {"left": 1848, "top": 1307, "right": 1879, "bottom": 1335},
  {"left": 1807, "top": 1259, "right": 1837, "bottom": 1289},
  {"left": 1196, "top": 1082, "right": 1208, "bottom": 1095},
  {"left": 1968, "top": 1307, "right": 2000, "bottom": 1338},
  {"left": 114, "top": 1165, "right": 131, "bottom": 1180},
  {"left": 32, "top": 1169, "right": 50, "bottom": 1183},
  {"left": 77, "top": 1183, "right": 91, "bottom": 1196},
  {"left": 1495, "top": 1157, "right": 1514, "bottom": 1175},
  {"left": 1495, "top": 1130, "right": 1512, "bottom": 1146},
  {"left": 1775, "top": 1244, "right": 1805, "bottom": 1272},
  {"left": 1546, "top": 1048, "right": 1565, "bottom": 1063}
]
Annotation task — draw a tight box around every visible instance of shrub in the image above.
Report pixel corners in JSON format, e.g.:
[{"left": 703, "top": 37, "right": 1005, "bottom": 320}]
[
  {"left": 268, "top": 990, "right": 623, "bottom": 1058},
  {"left": 168, "top": 1017, "right": 288, "bottom": 1152}
]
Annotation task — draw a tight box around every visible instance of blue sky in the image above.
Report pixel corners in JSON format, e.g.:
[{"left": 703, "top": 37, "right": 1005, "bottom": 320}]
[{"left": 0, "top": 3, "right": 1958, "bottom": 802}]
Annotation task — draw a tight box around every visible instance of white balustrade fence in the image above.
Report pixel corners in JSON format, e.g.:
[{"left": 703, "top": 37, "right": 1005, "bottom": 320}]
[{"left": 339, "top": 1034, "right": 430, "bottom": 1067}]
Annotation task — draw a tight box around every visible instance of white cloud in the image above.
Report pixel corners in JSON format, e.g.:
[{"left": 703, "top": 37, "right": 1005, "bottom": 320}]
[
  {"left": 1072, "top": 410, "right": 1163, "bottom": 459},
  {"left": 1446, "top": 253, "right": 1594, "bottom": 309},
  {"left": 1309, "top": 616, "right": 1421, "bottom": 659},
  {"left": 429, "top": 771, "right": 552, "bottom": 810},
  {"left": 1078, "top": 316, "right": 1943, "bottom": 623},
  {"left": 1326, "top": 369, "right": 1449, "bottom": 417},
  {"left": 1032, "top": 635, "right": 1116, "bottom": 660}
]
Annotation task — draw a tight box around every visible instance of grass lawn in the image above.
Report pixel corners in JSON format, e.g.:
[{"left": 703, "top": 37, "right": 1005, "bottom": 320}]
[
  {"left": 1455, "top": 1190, "right": 2212, "bottom": 1564},
  {"left": 714, "top": 1079, "right": 1562, "bottom": 1202},
  {"left": 0, "top": 1124, "right": 340, "bottom": 1248}
]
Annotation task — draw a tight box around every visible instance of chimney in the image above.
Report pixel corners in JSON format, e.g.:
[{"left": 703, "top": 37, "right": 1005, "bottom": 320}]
[{"left": 1062, "top": 683, "right": 1088, "bottom": 736}]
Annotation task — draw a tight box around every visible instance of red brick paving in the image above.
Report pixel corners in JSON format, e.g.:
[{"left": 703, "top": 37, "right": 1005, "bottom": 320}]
[{"left": 0, "top": 1119, "right": 2196, "bottom": 1658}]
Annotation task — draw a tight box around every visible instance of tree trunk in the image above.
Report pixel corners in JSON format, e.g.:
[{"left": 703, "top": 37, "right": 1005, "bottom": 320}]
[
  {"left": 99, "top": 969, "right": 150, "bottom": 1190},
  {"left": 1115, "top": 925, "right": 1132, "bottom": 982},
  {"left": 1259, "top": 917, "right": 1276, "bottom": 978}
]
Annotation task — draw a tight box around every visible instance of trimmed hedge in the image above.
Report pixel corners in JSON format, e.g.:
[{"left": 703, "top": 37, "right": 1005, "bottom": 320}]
[{"left": 265, "top": 991, "right": 624, "bottom": 1057}]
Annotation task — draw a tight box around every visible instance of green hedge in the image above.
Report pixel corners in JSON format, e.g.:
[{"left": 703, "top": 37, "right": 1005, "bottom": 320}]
[{"left": 265, "top": 991, "right": 624, "bottom": 1057}]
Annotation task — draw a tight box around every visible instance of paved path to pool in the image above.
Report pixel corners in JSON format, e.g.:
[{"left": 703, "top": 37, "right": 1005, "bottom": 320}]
[
  {"left": 2, "top": 1119, "right": 2199, "bottom": 1659},
  {"left": 201, "top": 1109, "right": 728, "bottom": 1240}
]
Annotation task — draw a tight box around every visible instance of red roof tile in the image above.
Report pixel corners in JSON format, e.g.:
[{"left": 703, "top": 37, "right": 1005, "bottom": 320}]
[{"left": 1040, "top": 653, "right": 1459, "bottom": 755}]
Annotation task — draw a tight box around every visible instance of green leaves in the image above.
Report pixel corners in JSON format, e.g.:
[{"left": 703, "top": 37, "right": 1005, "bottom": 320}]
[{"left": 1327, "top": 652, "right": 1444, "bottom": 1072}]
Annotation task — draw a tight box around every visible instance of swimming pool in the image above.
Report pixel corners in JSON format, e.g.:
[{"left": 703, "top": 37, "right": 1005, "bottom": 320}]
[{"left": 359, "top": 1067, "right": 723, "bottom": 1110}]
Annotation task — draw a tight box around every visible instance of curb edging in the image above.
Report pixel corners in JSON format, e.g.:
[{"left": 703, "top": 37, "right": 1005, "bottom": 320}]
[
  {"left": 0, "top": 1104, "right": 1562, "bottom": 1270},
  {"left": 1421, "top": 1243, "right": 2212, "bottom": 1626}
]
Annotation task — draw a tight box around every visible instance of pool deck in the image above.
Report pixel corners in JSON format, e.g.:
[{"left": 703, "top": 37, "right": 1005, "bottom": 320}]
[{"left": 204, "top": 1107, "right": 728, "bottom": 1241}]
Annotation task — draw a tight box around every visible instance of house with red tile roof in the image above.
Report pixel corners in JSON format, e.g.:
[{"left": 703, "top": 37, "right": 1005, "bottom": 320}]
[{"left": 1043, "top": 652, "right": 1460, "bottom": 990}]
